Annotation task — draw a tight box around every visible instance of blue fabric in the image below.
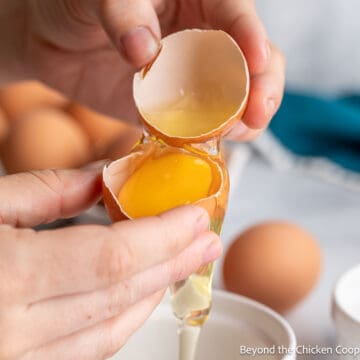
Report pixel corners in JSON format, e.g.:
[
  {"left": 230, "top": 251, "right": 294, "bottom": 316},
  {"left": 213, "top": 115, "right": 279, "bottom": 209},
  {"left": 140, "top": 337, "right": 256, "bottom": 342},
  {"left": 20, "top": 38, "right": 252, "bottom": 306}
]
[{"left": 269, "top": 92, "right": 360, "bottom": 172}]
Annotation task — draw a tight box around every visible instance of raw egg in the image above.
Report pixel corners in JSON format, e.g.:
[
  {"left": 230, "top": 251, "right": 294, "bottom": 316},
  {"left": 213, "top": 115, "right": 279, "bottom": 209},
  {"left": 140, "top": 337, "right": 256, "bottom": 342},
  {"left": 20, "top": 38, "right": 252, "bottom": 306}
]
[
  {"left": 223, "top": 221, "right": 322, "bottom": 313},
  {"left": 103, "top": 141, "right": 227, "bottom": 222},
  {"left": 118, "top": 152, "right": 214, "bottom": 218},
  {"left": 0, "top": 81, "right": 66, "bottom": 120},
  {"left": 103, "top": 29, "right": 249, "bottom": 222},
  {"left": 1, "top": 108, "right": 90, "bottom": 173},
  {"left": 67, "top": 103, "right": 130, "bottom": 158},
  {"left": 102, "top": 29, "right": 249, "bottom": 333}
]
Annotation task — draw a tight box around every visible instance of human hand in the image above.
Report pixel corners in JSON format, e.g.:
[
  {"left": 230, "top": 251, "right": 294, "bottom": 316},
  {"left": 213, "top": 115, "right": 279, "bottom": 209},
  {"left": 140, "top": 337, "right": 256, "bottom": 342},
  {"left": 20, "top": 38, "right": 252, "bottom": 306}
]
[
  {"left": 0, "top": 166, "right": 221, "bottom": 359},
  {"left": 2, "top": 0, "right": 285, "bottom": 140}
]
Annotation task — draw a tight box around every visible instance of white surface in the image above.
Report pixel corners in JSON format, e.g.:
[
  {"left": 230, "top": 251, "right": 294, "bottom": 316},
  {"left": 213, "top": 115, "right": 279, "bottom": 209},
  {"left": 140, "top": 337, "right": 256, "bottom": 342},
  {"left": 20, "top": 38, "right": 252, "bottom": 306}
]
[{"left": 111, "top": 290, "right": 296, "bottom": 360}]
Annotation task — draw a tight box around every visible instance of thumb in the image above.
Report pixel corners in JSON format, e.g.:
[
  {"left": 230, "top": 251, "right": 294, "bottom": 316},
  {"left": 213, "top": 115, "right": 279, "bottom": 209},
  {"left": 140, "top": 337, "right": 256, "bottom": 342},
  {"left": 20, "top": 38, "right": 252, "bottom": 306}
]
[
  {"left": 0, "top": 163, "right": 105, "bottom": 228},
  {"left": 99, "top": 0, "right": 161, "bottom": 68}
]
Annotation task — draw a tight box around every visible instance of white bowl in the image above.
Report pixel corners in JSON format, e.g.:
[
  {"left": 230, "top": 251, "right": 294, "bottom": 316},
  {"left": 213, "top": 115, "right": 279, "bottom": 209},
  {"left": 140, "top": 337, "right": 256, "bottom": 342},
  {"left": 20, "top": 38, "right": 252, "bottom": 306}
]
[
  {"left": 111, "top": 289, "right": 296, "bottom": 360},
  {"left": 332, "top": 264, "right": 360, "bottom": 359}
]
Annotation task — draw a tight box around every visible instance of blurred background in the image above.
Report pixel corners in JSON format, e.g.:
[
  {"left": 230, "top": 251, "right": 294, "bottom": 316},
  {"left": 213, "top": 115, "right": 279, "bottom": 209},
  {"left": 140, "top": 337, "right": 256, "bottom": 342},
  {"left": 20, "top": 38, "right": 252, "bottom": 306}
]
[{"left": 258, "top": 0, "right": 360, "bottom": 94}]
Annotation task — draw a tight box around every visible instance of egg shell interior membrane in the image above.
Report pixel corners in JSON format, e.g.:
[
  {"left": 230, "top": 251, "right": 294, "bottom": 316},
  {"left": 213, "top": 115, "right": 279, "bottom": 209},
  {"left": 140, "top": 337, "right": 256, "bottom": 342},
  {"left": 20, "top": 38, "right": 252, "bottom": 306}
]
[{"left": 133, "top": 30, "right": 249, "bottom": 138}]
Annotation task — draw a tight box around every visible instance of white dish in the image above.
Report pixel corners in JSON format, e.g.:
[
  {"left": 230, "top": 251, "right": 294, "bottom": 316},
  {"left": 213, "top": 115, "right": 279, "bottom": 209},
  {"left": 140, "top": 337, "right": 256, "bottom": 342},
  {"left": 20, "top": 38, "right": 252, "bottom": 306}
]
[
  {"left": 332, "top": 264, "right": 360, "bottom": 359},
  {"left": 111, "top": 289, "right": 296, "bottom": 360}
]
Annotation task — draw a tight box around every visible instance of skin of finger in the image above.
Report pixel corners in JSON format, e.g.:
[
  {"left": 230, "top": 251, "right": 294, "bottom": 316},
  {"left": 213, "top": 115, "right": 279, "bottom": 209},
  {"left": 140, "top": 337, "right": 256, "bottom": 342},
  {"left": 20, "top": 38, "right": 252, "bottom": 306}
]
[
  {"left": 99, "top": 0, "right": 161, "bottom": 47},
  {"left": 21, "top": 290, "right": 165, "bottom": 360},
  {"left": 242, "top": 44, "right": 286, "bottom": 129},
  {"left": 0, "top": 226, "right": 39, "bottom": 307},
  {"left": 27, "top": 0, "right": 107, "bottom": 51},
  {"left": 202, "top": 0, "right": 269, "bottom": 74},
  {"left": 0, "top": 168, "right": 102, "bottom": 228},
  {"left": 225, "top": 125, "right": 265, "bottom": 142},
  {"left": 17, "top": 231, "right": 220, "bottom": 352},
  {"left": 24, "top": 0, "right": 140, "bottom": 124},
  {"left": 22, "top": 205, "right": 209, "bottom": 302}
]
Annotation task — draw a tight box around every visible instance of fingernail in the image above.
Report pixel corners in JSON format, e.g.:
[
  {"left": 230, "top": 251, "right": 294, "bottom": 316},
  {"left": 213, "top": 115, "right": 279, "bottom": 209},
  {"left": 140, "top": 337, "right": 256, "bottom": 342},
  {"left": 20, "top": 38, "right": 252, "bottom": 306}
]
[
  {"left": 202, "top": 235, "right": 222, "bottom": 264},
  {"left": 266, "top": 98, "right": 277, "bottom": 119},
  {"left": 194, "top": 209, "right": 210, "bottom": 236},
  {"left": 82, "top": 159, "right": 109, "bottom": 172},
  {"left": 120, "top": 26, "right": 160, "bottom": 68},
  {"left": 225, "top": 121, "right": 249, "bottom": 140}
]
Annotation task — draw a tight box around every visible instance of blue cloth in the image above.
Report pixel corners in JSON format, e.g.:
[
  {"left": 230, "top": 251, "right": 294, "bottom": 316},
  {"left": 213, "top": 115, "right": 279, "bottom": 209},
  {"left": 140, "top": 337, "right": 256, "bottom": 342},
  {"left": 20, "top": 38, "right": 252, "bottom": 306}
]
[{"left": 270, "top": 92, "right": 360, "bottom": 172}]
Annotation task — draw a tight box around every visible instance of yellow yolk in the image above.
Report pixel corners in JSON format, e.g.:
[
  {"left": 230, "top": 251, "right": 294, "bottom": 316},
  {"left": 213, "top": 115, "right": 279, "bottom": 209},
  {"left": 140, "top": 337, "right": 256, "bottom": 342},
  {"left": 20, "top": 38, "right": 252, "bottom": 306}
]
[
  {"left": 118, "top": 152, "right": 213, "bottom": 218},
  {"left": 143, "top": 93, "right": 238, "bottom": 137}
]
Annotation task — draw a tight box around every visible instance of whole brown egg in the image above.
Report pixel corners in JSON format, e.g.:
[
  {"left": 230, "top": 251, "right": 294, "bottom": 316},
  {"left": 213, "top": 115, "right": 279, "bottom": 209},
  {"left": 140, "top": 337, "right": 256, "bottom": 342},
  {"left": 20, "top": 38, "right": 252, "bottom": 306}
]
[
  {"left": 1, "top": 108, "right": 90, "bottom": 173},
  {"left": 223, "top": 221, "right": 322, "bottom": 313},
  {"left": 0, "top": 81, "right": 66, "bottom": 121}
]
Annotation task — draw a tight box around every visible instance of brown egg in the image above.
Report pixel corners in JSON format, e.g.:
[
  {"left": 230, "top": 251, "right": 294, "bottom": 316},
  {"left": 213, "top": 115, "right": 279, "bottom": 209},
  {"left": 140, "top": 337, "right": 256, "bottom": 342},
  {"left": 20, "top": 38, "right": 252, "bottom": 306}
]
[
  {"left": 223, "top": 221, "right": 322, "bottom": 313},
  {"left": 0, "top": 107, "right": 9, "bottom": 145},
  {"left": 0, "top": 81, "right": 66, "bottom": 121},
  {"left": 67, "top": 103, "right": 130, "bottom": 158},
  {"left": 1, "top": 108, "right": 90, "bottom": 173},
  {"left": 104, "top": 126, "right": 143, "bottom": 160}
]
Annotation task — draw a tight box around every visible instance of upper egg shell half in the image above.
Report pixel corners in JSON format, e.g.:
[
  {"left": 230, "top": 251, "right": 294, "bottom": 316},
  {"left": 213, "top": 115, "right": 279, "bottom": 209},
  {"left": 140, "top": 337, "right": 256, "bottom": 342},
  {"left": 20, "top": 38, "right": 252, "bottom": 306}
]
[{"left": 133, "top": 29, "right": 249, "bottom": 145}]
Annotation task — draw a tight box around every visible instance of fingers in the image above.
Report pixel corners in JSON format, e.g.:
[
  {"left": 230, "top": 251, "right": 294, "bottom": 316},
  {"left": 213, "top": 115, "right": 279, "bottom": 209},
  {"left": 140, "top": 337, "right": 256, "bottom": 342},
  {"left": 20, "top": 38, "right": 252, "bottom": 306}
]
[
  {"left": 20, "top": 231, "right": 221, "bottom": 350},
  {"left": 0, "top": 208, "right": 219, "bottom": 358},
  {"left": 99, "top": 0, "right": 161, "bottom": 68},
  {"left": 224, "top": 43, "right": 286, "bottom": 140},
  {"left": 225, "top": 123, "right": 264, "bottom": 142},
  {"left": 203, "top": 0, "right": 269, "bottom": 74},
  {"left": 0, "top": 166, "right": 103, "bottom": 227},
  {"left": 202, "top": 1, "right": 282, "bottom": 137},
  {"left": 242, "top": 44, "right": 286, "bottom": 129},
  {"left": 22, "top": 291, "right": 164, "bottom": 360},
  {"left": 21, "top": 206, "right": 210, "bottom": 301},
  {"left": 29, "top": 0, "right": 161, "bottom": 67}
]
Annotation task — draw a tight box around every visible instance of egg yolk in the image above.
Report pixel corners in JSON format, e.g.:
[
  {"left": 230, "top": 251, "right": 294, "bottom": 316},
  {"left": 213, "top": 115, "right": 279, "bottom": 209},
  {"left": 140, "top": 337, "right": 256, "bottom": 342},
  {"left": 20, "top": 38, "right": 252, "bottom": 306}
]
[{"left": 118, "top": 152, "right": 213, "bottom": 218}]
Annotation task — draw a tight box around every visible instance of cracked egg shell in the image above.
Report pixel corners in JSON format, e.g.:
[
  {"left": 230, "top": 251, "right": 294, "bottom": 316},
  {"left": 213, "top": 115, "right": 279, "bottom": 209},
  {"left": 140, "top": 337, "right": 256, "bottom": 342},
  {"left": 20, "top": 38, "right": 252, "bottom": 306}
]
[
  {"left": 102, "top": 141, "right": 229, "bottom": 222},
  {"left": 133, "top": 29, "right": 249, "bottom": 146}
]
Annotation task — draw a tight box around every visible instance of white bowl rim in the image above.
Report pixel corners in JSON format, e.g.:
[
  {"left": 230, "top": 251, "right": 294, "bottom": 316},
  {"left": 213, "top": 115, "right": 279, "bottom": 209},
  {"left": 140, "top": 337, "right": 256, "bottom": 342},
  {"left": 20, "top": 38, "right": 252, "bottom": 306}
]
[
  {"left": 161, "top": 289, "right": 297, "bottom": 353},
  {"left": 115, "top": 289, "right": 297, "bottom": 360},
  {"left": 332, "top": 263, "right": 360, "bottom": 326},
  {"left": 212, "top": 289, "right": 296, "bottom": 351}
]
